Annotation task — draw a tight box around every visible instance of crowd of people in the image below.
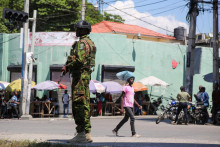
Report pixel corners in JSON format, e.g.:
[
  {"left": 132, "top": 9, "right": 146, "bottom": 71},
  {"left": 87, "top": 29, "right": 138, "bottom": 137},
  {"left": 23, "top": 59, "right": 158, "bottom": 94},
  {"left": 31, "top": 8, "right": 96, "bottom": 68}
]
[{"left": 172, "top": 83, "right": 220, "bottom": 125}]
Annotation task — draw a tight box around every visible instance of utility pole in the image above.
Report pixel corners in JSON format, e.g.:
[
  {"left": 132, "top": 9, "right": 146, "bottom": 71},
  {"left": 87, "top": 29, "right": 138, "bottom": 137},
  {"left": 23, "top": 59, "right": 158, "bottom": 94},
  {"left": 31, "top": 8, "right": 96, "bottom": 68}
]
[
  {"left": 20, "top": 0, "right": 29, "bottom": 119},
  {"left": 81, "top": 0, "right": 86, "bottom": 20},
  {"left": 185, "top": 0, "right": 198, "bottom": 96},
  {"left": 25, "top": 10, "right": 37, "bottom": 117},
  {"left": 213, "top": 0, "right": 219, "bottom": 84}
]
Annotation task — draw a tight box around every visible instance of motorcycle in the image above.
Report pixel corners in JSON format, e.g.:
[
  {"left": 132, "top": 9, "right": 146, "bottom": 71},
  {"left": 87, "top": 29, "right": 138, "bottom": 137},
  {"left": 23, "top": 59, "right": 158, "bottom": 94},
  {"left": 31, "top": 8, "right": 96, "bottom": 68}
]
[
  {"left": 188, "top": 102, "right": 209, "bottom": 124},
  {"left": 149, "top": 97, "right": 163, "bottom": 115},
  {"left": 156, "top": 100, "right": 184, "bottom": 124}
]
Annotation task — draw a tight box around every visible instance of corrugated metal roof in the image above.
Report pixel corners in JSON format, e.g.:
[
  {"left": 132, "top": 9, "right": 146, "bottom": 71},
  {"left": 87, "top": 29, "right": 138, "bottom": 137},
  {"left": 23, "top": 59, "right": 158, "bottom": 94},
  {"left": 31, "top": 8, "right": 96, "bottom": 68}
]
[{"left": 91, "top": 21, "right": 175, "bottom": 40}]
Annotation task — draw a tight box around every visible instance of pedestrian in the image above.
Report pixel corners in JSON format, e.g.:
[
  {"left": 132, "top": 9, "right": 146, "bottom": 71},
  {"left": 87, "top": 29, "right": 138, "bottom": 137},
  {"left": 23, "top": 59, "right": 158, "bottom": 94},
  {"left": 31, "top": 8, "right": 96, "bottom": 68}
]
[
  {"left": 172, "top": 86, "right": 191, "bottom": 125},
  {"left": 62, "top": 20, "right": 96, "bottom": 143},
  {"left": 10, "top": 91, "right": 20, "bottom": 119},
  {"left": 62, "top": 90, "right": 70, "bottom": 118},
  {"left": 212, "top": 83, "right": 220, "bottom": 124},
  {"left": 112, "top": 71, "right": 142, "bottom": 137}
]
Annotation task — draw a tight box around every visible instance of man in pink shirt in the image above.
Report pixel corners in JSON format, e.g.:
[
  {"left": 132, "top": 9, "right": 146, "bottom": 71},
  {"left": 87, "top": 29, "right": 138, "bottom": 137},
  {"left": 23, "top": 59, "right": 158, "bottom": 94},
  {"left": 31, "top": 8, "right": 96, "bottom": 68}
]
[{"left": 112, "top": 71, "right": 142, "bottom": 137}]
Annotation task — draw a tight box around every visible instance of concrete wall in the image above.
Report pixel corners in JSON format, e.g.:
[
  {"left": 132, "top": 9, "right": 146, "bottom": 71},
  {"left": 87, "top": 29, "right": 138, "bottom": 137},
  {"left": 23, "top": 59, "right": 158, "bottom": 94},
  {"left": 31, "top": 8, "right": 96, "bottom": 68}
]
[{"left": 0, "top": 33, "right": 215, "bottom": 112}]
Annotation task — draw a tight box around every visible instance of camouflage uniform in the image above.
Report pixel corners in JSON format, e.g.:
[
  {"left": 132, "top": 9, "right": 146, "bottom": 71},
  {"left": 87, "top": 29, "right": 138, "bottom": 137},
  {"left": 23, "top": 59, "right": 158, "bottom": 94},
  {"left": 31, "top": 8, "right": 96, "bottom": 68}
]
[{"left": 66, "top": 35, "right": 96, "bottom": 134}]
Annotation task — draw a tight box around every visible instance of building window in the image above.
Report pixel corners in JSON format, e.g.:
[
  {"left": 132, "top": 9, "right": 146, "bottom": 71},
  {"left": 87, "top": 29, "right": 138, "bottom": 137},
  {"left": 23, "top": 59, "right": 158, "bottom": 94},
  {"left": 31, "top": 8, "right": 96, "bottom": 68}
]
[
  {"left": 102, "top": 65, "right": 135, "bottom": 84},
  {"left": 7, "top": 65, "right": 37, "bottom": 82}
]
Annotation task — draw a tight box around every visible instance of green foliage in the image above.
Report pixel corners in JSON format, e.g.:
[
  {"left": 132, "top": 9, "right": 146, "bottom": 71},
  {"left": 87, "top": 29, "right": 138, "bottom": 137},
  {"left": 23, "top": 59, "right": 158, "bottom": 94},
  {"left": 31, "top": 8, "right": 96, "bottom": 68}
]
[
  {"left": 0, "top": 139, "right": 80, "bottom": 147},
  {"left": 104, "top": 12, "right": 125, "bottom": 23},
  {"left": 0, "top": 0, "right": 124, "bottom": 33}
]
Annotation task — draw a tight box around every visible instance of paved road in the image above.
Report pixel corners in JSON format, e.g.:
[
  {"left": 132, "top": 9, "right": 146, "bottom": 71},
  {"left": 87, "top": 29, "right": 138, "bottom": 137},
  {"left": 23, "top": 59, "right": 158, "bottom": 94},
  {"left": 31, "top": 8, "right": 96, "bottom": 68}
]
[{"left": 0, "top": 116, "right": 219, "bottom": 147}]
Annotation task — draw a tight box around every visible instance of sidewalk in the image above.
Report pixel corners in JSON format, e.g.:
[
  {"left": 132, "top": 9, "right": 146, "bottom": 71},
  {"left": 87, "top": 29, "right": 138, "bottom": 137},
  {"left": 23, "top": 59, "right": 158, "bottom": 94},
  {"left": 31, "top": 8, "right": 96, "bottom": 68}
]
[{"left": 0, "top": 115, "right": 219, "bottom": 147}]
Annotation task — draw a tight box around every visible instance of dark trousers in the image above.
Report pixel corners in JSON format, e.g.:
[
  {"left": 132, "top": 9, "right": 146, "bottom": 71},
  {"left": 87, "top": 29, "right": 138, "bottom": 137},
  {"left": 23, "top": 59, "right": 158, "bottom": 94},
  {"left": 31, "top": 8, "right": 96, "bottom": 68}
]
[
  {"left": 175, "top": 102, "right": 188, "bottom": 123},
  {"left": 11, "top": 105, "right": 20, "bottom": 119},
  {"left": 63, "top": 104, "right": 69, "bottom": 116},
  {"left": 114, "top": 107, "right": 136, "bottom": 135},
  {"left": 212, "top": 105, "right": 220, "bottom": 123},
  {"left": 1, "top": 106, "right": 7, "bottom": 118}
]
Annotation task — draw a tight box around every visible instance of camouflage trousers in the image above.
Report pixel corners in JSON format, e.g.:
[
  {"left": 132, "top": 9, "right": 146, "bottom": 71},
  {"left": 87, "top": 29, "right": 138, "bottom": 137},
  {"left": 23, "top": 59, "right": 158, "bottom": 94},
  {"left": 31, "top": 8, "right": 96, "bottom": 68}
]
[{"left": 72, "top": 77, "right": 91, "bottom": 134}]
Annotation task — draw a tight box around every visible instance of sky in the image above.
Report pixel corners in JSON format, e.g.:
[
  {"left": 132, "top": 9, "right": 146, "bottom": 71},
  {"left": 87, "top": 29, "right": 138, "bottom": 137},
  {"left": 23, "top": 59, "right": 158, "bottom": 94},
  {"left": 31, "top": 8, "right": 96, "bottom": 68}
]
[{"left": 88, "top": 0, "right": 218, "bottom": 36}]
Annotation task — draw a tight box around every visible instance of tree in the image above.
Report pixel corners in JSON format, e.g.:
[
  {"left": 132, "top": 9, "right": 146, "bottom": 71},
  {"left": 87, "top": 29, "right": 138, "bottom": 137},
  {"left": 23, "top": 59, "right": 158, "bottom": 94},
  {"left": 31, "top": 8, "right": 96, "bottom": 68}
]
[
  {"left": 104, "top": 12, "right": 125, "bottom": 23},
  {"left": 0, "top": 0, "right": 124, "bottom": 33}
]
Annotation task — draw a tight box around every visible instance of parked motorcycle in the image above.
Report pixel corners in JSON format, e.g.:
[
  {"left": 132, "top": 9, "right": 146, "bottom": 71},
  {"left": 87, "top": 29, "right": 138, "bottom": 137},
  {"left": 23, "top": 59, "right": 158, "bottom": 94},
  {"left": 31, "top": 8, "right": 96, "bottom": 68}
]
[
  {"left": 156, "top": 100, "right": 184, "bottom": 124},
  {"left": 189, "top": 103, "right": 209, "bottom": 125},
  {"left": 156, "top": 100, "right": 210, "bottom": 125},
  {"left": 149, "top": 97, "right": 163, "bottom": 115}
]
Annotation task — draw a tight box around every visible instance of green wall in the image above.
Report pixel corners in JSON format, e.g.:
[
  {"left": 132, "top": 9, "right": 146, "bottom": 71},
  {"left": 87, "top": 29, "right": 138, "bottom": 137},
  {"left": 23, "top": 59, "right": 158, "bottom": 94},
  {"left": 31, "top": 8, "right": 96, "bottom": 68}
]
[{"left": 0, "top": 33, "right": 215, "bottom": 109}]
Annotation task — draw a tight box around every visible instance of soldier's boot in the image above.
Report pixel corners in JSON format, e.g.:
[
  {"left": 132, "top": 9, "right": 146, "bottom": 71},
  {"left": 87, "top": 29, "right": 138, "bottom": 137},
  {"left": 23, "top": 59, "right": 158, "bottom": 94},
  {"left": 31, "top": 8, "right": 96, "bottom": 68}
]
[
  {"left": 67, "top": 132, "right": 85, "bottom": 143},
  {"left": 85, "top": 133, "right": 93, "bottom": 143}
]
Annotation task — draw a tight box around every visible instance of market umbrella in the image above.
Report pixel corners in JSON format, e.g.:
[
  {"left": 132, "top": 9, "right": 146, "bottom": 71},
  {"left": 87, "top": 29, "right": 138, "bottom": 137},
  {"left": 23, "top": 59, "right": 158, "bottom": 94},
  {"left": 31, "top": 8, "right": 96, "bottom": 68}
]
[
  {"left": 138, "top": 76, "right": 169, "bottom": 96},
  {"left": 0, "top": 81, "right": 10, "bottom": 90},
  {"left": 138, "top": 76, "right": 169, "bottom": 86},
  {"left": 132, "top": 82, "right": 148, "bottom": 92},
  {"left": 57, "top": 83, "right": 67, "bottom": 89},
  {"left": 6, "top": 79, "right": 35, "bottom": 92},
  {"left": 32, "top": 80, "right": 59, "bottom": 91},
  {"left": 102, "top": 81, "right": 123, "bottom": 93},
  {"left": 89, "top": 80, "right": 105, "bottom": 93}
]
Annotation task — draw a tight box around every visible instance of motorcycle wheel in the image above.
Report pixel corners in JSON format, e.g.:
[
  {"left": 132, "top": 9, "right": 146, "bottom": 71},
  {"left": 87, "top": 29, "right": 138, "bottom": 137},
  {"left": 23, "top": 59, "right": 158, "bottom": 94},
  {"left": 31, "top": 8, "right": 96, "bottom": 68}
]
[
  {"left": 201, "top": 112, "right": 209, "bottom": 125},
  {"left": 156, "top": 113, "right": 165, "bottom": 124}
]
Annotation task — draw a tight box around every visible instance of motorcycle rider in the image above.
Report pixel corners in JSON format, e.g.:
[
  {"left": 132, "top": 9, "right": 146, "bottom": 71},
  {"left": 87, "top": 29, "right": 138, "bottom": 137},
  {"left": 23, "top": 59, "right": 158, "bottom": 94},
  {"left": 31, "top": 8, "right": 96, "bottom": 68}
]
[
  {"left": 200, "top": 87, "right": 209, "bottom": 124},
  {"left": 172, "top": 86, "right": 191, "bottom": 125},
  {"left": 194, "top": 85, "right": 203, "bottom": 103}
]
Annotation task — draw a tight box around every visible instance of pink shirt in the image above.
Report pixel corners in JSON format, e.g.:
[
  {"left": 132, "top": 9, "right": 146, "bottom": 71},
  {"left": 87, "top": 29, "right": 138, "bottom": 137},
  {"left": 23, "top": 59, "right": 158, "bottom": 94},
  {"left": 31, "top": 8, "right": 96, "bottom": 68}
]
[{"left": 123, "top": 85, "right": 134, "bottom": 108}]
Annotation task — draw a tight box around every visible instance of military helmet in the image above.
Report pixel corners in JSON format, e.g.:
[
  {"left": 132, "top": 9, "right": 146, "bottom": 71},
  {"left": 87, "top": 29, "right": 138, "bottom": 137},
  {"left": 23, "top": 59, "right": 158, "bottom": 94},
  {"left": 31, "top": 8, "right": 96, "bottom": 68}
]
[{"left": 75, "top": 20, "right": 91, "bottom": 32}]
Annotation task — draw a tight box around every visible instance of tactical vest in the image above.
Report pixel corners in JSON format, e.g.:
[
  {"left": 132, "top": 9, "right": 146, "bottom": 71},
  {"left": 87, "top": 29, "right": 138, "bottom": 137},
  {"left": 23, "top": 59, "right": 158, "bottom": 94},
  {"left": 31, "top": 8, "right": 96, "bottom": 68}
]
[
  {"left": 80, "top": 37, "right": 96, "bottom": 72},
  {"left": 66, "top": 36, "right": 96, "bottom": 74}
]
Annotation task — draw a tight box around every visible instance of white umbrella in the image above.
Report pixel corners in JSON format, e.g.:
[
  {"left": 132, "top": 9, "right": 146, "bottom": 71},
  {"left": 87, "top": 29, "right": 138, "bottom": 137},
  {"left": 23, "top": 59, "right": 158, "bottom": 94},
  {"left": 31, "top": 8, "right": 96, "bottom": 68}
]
[
  {"left": 89, "top": 80, "right": 105, "bottom": 93},
  {"left": 138, "top": 76, "right": 169, "bottom": 97},
  {"left": 138, "top": 76, "right": 169, "bottom": 86},
  {"left": 0, "top": 81, "right": 10, "bottom": 90},
  {"left": 32, "top": 80, "right": 59, "bottom": 91}
]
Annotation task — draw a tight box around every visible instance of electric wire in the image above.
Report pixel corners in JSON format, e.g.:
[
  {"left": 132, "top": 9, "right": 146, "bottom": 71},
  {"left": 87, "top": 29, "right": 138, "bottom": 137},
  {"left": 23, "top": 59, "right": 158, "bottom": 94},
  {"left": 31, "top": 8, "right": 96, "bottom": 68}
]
[
  {"left": 103, "top": 1, "right": 176, "bottom": 35},
  {"left": 0, "top": 35, "right": 20, "bottom": 45},
  {"left": 105, "top": 0, "right": 169, "bottom": 11},
  {"left": 125, "top": 4, "right": 186, "bottom": 23}
]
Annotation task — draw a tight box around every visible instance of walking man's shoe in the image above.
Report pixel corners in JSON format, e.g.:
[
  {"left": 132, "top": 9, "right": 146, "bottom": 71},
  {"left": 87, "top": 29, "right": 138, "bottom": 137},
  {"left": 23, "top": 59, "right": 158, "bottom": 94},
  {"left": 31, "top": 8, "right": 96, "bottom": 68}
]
[
  {"left": 132, "top": 134, "right": 141, "bottom": 138},
  {"left": 112, "top": 129, "right": 118, "bottom": 136},
  {"left": 172, "top": 121, "right": 176, "bottom": 125}
]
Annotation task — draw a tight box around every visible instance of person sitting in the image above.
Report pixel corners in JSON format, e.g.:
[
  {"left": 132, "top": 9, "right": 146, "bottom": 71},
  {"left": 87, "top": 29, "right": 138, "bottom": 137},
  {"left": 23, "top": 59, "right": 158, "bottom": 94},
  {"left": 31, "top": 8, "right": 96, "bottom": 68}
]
[
  {"left": 172, "top": 86, "right": 191, "bottom": 125},
  {"left": 201, "top": 87, "right": 209, "bottom": 108},
  {"left": 194, "top": 85, "right": 203, "bottom": 104},
  {"left": 10, "top": 91, "right": 20, "bottom": 119},
  {"left": 201, "top": 87, "right": 209, "bottom": 124},
  {"left": 41, "top": 95, "right": 47, "bottom": 101},
  {"left": 134, "top": 91, "right": 143, "bottom": 115}
]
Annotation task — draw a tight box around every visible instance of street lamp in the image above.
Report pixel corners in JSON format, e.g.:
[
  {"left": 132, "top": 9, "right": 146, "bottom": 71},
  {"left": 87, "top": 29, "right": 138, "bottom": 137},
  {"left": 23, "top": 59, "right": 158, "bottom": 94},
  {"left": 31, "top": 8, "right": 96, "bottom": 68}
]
[
  {"left": 132, "top": 32, "right": 141, "bottom": 62},
  {"left": 132, "top": 32, "right": 141, "bottom": 43}
]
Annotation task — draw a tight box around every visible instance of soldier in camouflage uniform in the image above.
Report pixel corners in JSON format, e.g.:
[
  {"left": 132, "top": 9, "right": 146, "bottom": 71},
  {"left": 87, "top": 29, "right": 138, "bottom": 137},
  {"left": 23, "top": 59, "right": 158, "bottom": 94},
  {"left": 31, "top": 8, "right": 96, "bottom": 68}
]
[{"left": 62, "top": 20, "right": 96, "bottom": 143}]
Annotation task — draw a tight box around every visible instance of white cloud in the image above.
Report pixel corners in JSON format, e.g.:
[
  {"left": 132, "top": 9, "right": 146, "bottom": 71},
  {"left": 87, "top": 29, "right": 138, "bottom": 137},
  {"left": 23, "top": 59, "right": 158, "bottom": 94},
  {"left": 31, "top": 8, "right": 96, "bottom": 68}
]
[{"left": 104, "top": 0, "right": 188, "bottom": 35}]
